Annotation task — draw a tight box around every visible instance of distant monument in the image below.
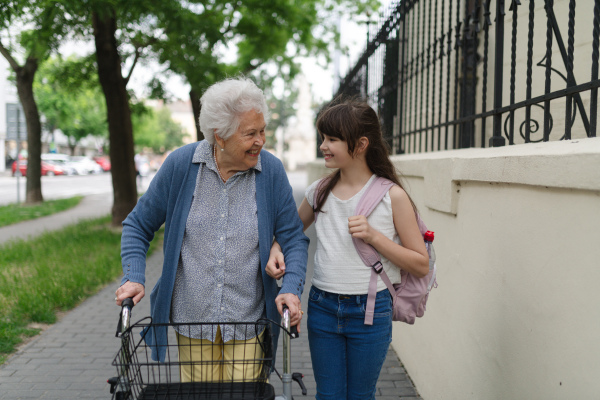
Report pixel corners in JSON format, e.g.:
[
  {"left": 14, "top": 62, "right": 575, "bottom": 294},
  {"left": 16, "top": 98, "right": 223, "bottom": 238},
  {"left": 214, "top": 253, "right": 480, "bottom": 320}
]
[{"left": 279, "top": 74, "right": 316, "bottom": 171}]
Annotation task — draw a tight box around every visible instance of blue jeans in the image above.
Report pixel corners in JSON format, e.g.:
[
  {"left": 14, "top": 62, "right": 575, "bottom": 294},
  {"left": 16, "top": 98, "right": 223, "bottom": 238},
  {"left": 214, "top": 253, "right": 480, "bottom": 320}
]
[{"left": 307, "top": 285, "right": 393, "bottom": 400}]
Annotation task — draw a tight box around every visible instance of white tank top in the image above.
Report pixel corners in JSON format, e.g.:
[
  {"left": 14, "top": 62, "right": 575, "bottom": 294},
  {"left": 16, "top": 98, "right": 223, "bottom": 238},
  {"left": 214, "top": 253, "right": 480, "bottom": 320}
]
[{"left": 306, "top": 175, "right": 402, "bottom": 295}]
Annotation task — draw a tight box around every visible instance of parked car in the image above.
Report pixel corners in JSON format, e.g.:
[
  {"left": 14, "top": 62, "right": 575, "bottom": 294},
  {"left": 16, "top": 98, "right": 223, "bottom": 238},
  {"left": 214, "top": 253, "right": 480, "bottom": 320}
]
[
  {"left": 41, "top": 153, "right": 70, "bottom": 163},
  {"left": 70, "top": 156, "right": 103, "bottom": 174},
  {"left": 41, "top": 154, "right": 83, "bottom": 176},
  {"left": 12, "top": 160, "right": 65, "bottom": 176},
  {"left": 47, "top": 159, "right": 82, "bottom": 176},
  {"left": 93, "top": 156, "right": 111, "bottom": 172}
]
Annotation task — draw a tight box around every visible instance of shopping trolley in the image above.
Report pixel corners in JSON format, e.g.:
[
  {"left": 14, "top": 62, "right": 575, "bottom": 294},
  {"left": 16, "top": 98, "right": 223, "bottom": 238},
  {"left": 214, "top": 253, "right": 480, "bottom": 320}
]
[{"left": 108, "top": 298, "right": 307, "bottom": 399}]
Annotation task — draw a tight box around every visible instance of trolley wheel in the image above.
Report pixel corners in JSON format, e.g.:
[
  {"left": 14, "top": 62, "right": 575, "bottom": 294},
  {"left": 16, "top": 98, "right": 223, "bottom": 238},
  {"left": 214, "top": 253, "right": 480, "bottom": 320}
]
[
  {"left": 108, "top": 377, "right": 131, "bottom": 400},
  {"left": 115, "top": 391, "right": 131, "bottom": 400}
]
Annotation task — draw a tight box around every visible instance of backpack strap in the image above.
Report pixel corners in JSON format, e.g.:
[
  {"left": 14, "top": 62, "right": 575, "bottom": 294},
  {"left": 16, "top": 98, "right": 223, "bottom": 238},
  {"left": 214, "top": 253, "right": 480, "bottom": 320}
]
[
  {"left": 352, "top": 177, "right": 394, "bottom": 269},
  {"left": 353, "top": 177, "right": 395, "bottom": 325}
]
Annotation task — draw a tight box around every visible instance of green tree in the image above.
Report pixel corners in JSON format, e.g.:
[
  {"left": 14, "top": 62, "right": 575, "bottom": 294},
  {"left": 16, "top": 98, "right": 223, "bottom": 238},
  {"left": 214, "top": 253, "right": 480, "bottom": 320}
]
[
  {"left": 265, "top": 87, "right": 299, "bottom": 149},
  {"left": 57, "top": 0, "right": 203, "bottom": 225},
  {"left": 0, "top": 2, "right": 69, "bottom": 203},
  {"left": 132, "top": 104, "right": 186, "bottom": 154},
  {"left": 155, "top": 0, "right": 381, "bottom": 141},
  {"left": 57, "top": 0, "right": 379, "bottom": 226},
  {"left": 35, "top": 56, "right": 107, "bottom": 155}
]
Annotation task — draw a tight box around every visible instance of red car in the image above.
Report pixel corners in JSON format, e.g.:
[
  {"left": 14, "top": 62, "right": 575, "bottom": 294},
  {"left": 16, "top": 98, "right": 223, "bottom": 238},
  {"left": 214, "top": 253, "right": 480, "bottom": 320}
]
[
  {"left": 12, "top": 160, "right": 65, "bottom": 176},
  {"left": 93, "top": 156, "right": 111, "bottom": 172}
]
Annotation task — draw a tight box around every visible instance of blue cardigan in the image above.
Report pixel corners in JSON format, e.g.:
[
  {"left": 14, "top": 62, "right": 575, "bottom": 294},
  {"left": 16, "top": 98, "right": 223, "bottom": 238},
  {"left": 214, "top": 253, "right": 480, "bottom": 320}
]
[{"left": 121, "top": 141, "right": 309, "bottom": 361}]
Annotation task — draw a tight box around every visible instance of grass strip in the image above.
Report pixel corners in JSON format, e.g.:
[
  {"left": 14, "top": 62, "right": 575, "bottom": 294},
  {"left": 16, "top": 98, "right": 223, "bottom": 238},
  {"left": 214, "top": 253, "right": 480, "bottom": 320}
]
[
  {"left": 0, "top": 215, "right": 163, "bottom": 364},
  {"left": 0, "top": 197, "right": 83, "bottom": 227}
]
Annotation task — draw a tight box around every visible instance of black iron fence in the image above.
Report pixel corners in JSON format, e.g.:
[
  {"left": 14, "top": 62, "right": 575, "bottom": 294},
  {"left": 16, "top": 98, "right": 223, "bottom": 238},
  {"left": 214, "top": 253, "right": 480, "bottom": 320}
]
[{"left": 335, "top": 0, "right": 600, "bottom": 154}]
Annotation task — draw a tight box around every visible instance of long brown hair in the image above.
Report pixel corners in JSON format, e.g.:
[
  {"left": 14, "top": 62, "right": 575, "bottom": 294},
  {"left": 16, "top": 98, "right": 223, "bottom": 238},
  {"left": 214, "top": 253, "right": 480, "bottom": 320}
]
[{"left": 314, "top": 98, "right": 416, "bottom": 213}]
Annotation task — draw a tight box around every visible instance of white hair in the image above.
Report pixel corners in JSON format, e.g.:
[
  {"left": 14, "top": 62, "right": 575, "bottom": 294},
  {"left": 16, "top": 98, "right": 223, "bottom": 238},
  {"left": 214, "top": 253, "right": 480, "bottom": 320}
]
[{"left": 199, "top": 77, "right": 270, "bottom": 144}]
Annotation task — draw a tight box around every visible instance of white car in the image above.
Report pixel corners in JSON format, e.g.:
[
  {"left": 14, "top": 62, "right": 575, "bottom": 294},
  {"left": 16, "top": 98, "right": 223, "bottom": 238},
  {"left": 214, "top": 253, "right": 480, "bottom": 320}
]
[
  {"left": 70, "top": 156, "right": 103, "bottom": 174},
  {"left": 41, "top": 153, "right": 84, "bottom": 176}
]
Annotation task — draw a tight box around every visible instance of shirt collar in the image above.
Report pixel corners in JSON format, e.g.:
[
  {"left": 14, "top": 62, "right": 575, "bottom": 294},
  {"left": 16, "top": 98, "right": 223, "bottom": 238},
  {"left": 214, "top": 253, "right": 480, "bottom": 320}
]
[{"left": 192, "top": 140, "right": 262, "bottom": 173}]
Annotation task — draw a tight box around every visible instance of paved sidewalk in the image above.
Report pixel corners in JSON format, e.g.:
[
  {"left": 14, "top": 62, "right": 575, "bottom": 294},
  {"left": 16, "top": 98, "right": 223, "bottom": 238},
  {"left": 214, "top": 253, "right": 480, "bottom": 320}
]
[
  {"left": 0, "top": 190, "right": 423, "bottom": 399},
  {"left": 0, "top": 192, "right": 113, "bottom": 244}
]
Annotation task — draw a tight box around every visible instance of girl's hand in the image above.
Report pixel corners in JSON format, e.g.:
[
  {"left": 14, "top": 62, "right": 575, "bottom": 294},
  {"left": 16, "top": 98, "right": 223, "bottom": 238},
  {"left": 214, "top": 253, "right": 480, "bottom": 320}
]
[
  {"left": 266, "top": 241, "right": 285, "bottom": 280},
  {"left": 348, "top": 215, "right": 379, "bottom": 244}
]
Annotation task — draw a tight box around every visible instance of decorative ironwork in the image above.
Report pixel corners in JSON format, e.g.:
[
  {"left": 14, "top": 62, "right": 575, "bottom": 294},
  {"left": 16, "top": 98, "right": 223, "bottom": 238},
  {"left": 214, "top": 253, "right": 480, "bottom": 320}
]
[
  {"left": 504, "top": 104, "right": 552, "bottom": 143},
  {"left": 332, "top": 0, "right": 599, "bottom": 155}
]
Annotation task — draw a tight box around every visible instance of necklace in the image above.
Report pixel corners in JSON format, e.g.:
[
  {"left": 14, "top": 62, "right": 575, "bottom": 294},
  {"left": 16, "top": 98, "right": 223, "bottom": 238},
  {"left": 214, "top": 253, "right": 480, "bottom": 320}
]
[{"left": 213, "top": 145, "right": 226, "bottom": 183}]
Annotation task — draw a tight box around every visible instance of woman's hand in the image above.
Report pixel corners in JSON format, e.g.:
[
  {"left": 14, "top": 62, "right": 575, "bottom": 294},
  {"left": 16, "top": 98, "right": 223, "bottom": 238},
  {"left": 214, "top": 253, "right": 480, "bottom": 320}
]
[
  {"left": 266, "top": 241, "right": 285, "bottom": 280},
  {"left": 348, "top": 215, "right": 380, "bottom": 244},
  {"left": 275, "top": 293, "right": 303, "bottom": 332},
  {"left": 115, "top": 281, "right": 145, "bottom": 306}
]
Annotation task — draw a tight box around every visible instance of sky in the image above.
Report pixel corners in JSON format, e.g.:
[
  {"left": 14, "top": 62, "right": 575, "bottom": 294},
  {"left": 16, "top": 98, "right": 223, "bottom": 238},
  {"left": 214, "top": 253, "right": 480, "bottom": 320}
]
[{"left": 285, "top": 0, "right": 395, "bottom": 103}]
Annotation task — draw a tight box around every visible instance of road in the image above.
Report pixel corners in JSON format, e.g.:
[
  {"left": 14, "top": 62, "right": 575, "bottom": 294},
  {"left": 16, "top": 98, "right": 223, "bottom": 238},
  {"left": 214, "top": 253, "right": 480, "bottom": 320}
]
[
  {"left": 0, "top": 172, "right": 152, "bottom": 206},
  {"left": 0, "top": 169, "right": 311, "bottom": 205}
]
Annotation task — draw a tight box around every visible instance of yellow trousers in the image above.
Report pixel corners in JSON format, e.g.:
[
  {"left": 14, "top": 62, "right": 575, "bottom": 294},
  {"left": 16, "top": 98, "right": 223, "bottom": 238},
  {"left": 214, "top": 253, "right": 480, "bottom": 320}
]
[{"left": 176, "top": 326, "right": 265, "bottom": 383}]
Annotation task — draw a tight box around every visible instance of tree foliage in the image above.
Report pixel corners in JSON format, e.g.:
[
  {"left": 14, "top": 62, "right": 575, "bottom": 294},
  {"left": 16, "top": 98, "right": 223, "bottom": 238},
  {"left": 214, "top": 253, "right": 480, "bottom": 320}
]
[
  {"left": 35, "top": 56, "right": 107, "bottom": 154},
  {"left": 131, "top": 104, "right": 186, "bottom": 154},
  {"left": 148, "top": 0, "right": 381, "bottom": 140}
]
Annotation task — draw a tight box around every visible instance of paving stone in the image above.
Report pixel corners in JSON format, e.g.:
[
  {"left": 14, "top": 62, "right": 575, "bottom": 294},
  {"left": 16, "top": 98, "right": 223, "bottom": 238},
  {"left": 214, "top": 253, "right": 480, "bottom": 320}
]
[
  {"left": 382, "top": 385, "right": 419, "bottom": 396},
  {"left": 377, "top": 379, "right": 397, "bottom": 388},
  {"left": 0, "top": 390, "right": 48, "bottom": 399},
  {"left": 32, "top": 382, "right": 70, "bottom": 391}
]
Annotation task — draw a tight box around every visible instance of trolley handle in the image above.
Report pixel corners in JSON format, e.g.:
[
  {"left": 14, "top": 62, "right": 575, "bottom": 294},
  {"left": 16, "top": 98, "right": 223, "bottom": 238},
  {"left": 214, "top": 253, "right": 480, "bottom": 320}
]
[
  {"left": 115, "top": 297, "right": 135, "bottom": 338},
  {"left": 281, "top": 304, "right": 299, "bottom": 339}
]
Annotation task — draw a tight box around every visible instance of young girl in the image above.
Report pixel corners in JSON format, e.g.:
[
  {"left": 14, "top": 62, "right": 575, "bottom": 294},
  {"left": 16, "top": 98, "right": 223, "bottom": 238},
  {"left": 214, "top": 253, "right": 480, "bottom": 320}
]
[{"left": 267, "top": 99, "right": 429, "bottom": 400}]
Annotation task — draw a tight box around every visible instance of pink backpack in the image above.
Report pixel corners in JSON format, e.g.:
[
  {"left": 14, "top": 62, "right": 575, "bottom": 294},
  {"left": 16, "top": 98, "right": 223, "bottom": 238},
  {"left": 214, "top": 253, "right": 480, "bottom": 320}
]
[{"left": 314, "top": 176, "right": 437, "bottom": 325}]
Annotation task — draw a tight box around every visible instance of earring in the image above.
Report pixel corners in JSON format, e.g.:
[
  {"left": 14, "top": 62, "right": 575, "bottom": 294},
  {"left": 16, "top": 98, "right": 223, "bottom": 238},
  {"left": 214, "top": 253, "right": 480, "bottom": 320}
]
[{"left": 221, "top": 148, "right": 224, "bottom": 152}]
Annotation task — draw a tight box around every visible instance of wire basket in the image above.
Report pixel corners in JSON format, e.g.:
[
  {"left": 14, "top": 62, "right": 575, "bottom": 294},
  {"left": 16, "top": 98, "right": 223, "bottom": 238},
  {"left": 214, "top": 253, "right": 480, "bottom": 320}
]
[{"left": 112, "top": 319, "right": 275, "bottom": 400}]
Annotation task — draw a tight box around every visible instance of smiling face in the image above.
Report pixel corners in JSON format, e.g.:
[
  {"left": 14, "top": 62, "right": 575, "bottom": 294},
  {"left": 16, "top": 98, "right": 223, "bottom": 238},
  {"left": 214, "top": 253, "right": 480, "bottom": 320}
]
[
  {"left": 319, "top": 133, "right": 352, "bottom": 169},
  {"left": 216, "top": 109, "right": 266, "bottom": 177}
]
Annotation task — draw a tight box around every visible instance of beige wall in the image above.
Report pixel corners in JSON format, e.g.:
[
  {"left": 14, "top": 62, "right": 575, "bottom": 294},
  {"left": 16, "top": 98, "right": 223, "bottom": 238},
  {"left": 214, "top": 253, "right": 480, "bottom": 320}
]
[{"left": 306, "top": 137, "right": 600, "bottom": 399}]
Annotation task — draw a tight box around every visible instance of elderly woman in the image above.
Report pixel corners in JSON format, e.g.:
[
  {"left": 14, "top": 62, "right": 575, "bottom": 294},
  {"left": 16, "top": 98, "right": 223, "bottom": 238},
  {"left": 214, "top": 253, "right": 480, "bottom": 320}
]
[{"left": 115, "top": 77, "right": 308, "bottom": 381}]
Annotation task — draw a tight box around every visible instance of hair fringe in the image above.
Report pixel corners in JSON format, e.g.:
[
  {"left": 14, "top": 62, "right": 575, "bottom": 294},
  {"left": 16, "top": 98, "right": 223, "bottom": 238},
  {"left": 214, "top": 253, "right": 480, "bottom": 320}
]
[{"left": 314, "top": 98, "right": 417, "bottom": 214}]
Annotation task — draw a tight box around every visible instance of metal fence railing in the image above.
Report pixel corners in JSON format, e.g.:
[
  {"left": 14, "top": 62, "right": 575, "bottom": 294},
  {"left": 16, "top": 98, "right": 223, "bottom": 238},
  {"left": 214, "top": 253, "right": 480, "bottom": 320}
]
[{"left": 334, "top": 0, "right": 600, "bottom": 155}]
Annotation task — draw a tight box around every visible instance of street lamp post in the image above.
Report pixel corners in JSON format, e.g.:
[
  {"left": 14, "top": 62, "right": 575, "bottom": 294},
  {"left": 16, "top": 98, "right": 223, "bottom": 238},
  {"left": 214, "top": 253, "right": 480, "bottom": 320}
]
[
  {"left": 365, "top": 19, "right": 370, "bottom": 98},
  {"left": 363, "top": 11, "right": 373, "bottom": 99},
  {"left": 15, "top": 106, "right": 22, "bottom": 204}
]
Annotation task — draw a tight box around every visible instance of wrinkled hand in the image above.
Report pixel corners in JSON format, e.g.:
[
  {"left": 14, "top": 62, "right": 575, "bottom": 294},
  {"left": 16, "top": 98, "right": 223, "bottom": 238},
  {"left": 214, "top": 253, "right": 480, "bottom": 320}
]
[
  {"left": 115, "top": 281, "right": 145, "bottom": 306},
  {"left": 348, "top": 215, "right": 376, "bottom": 244},
  {"left": 266, "top": 245, "right": 286, "bottom": 280},
  {"left": 275, "top": 293, "right": 302, "bottom": 332}
]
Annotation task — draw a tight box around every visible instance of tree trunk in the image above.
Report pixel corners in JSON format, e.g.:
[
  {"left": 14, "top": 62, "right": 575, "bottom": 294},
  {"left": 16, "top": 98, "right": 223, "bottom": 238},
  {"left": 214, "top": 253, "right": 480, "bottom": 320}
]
[
  {"left": 15, "top": 58, "right": 43, "bottom": 204},
  {"left": 190, "top": 89, "right": 203, "bottom": 141},
  {"left": 93, "top": 10, "right": 138, "bottom": 227}
]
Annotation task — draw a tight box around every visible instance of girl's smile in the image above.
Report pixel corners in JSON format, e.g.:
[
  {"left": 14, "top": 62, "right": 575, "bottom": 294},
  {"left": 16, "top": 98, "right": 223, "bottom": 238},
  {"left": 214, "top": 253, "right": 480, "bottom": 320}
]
[{"left": 320, "top": 134, "right": 350, "bottom": 168}]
